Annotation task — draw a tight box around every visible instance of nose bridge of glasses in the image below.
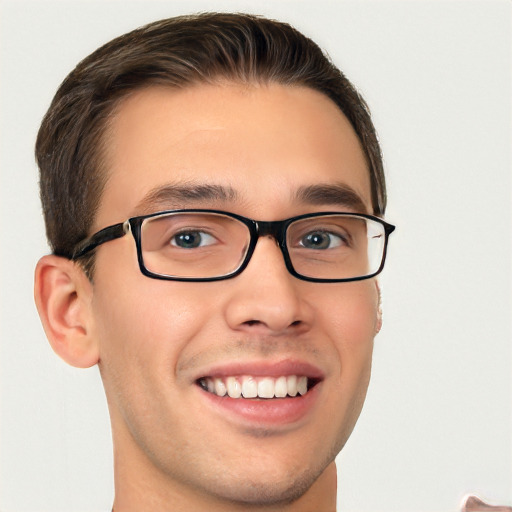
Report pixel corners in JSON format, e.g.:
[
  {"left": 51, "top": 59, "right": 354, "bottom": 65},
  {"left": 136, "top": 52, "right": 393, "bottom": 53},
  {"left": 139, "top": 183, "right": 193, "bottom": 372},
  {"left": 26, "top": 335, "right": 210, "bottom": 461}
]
[
  {"left": 255, "top": 220, "right": 287, "bottom": 246},
  {"left": 246, "top": 219, "right": 294, "bottom": 277}
]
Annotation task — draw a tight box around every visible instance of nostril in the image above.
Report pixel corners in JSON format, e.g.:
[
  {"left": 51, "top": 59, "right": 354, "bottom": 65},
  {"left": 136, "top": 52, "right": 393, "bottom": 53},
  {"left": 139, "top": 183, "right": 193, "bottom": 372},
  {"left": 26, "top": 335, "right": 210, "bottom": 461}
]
[{"left": 243, "top": 318, "right": 302, "bottom": 330}]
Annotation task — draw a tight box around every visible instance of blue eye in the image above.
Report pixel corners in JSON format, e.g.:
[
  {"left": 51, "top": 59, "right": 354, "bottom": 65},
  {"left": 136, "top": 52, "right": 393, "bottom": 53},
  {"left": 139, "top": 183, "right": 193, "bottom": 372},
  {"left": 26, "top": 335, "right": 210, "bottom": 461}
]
[
  {"left": 171, "top": 231, "right": 216, "bottom": 249},
  {"left": 300, "top": 231, "right": 345, "bottom": 250}
]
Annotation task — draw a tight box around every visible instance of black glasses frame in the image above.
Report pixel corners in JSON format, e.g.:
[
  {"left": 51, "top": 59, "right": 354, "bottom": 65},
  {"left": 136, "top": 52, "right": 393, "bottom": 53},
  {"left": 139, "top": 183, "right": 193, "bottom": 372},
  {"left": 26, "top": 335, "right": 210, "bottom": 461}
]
[{"left": 72, "top": 209, "right": 395, "bottom": 283}]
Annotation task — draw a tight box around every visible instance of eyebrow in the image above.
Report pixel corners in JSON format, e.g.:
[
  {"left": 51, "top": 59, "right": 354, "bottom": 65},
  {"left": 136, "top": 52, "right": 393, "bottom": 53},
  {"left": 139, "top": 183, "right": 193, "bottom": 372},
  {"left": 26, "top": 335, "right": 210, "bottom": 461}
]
[
  {"left": 295, "top": 183, "right": 369, "bottom": 213},
  {"left": 134, "top": 183, "right": 239, "bottom": 214},
  {"left": 133, "top": 181, "right": 368, "bottom": 216}
]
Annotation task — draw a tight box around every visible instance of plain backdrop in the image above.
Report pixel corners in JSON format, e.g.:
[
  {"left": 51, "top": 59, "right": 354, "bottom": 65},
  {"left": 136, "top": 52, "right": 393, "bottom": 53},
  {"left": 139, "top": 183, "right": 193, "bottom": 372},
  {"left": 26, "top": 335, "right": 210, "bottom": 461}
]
[{"left": 0, "top": 1, "right": 510, "bottom": 511}]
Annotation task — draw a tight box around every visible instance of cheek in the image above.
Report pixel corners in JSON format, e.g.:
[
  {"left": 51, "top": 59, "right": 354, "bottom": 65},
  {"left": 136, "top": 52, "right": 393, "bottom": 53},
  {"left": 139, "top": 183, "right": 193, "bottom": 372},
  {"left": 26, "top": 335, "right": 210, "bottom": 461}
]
[
  {"left": 323, "top": 280, "right": 379, "bottom": 352},
  {"left": 303, "top": 282, "right": 377, "bottom": 453},
  {"left": 90, "top": 260, "right": 215, "bottom": 392},
  {"left": 319, "top": 281, "right": 378, "bottom": 400},
  {"left": 91, "top": 275, "right": 222, "bottom": 456}
]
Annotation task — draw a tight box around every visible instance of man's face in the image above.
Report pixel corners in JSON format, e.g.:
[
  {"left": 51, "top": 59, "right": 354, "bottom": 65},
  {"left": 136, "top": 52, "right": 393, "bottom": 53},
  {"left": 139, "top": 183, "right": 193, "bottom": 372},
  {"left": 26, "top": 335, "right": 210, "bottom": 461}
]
[{"left": 89, "top": 83, "right": 380, "bottom": 505}]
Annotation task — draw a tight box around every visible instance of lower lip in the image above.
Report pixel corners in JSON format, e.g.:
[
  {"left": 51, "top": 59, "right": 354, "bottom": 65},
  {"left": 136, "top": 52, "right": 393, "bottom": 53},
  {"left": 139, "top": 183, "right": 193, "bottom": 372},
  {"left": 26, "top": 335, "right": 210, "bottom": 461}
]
[{"left": 198, "top": 383, "right": 321, "bottom": 427}]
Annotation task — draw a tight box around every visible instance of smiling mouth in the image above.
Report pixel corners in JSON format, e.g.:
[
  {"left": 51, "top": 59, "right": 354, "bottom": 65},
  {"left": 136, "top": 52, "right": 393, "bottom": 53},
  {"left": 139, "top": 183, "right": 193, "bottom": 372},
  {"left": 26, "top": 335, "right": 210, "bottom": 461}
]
[{"left": 197, "top": 375, "right": 319, "bottom": 399}]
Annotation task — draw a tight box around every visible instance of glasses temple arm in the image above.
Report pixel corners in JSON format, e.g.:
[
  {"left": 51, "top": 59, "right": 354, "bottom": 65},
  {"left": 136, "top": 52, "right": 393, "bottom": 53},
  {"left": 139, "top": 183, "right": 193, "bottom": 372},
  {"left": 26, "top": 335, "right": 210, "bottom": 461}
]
[{"left": 71, "top": 221, "right": 128, "bottom": 259}]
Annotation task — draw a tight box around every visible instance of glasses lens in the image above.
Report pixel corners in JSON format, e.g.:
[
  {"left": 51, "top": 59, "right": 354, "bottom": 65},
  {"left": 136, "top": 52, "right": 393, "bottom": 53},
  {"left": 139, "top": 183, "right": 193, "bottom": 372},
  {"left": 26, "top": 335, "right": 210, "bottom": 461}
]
[
  {"left": 140, "top": 212, "right": 250, "bottom": 278},
  {"left": 286, "top": 214, "right": 386, "bottom": 280}
]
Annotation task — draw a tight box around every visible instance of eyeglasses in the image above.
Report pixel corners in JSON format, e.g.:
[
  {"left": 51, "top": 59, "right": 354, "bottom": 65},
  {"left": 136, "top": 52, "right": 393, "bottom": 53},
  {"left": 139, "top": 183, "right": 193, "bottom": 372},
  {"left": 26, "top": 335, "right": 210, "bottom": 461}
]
[{"left": 72, "top": 209, "right": 395, "bottom": 283}]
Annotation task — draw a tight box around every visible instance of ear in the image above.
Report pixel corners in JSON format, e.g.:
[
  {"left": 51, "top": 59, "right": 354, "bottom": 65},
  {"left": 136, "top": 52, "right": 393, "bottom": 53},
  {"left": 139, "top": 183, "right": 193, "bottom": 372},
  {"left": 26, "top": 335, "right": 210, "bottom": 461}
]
[
  {"left": 34, "top": 255, "right": 99, "bottom": 368},
  {"left": 374, "top": 280, "right": 383, "bottom": 334}
]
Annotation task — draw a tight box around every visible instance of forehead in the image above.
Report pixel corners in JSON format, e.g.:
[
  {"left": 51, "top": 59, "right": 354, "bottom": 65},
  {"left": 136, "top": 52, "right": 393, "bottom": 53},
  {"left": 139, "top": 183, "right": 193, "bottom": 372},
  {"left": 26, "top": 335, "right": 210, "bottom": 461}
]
[{"left": 97, "top": 83, "right": 371, "bottom": 226}]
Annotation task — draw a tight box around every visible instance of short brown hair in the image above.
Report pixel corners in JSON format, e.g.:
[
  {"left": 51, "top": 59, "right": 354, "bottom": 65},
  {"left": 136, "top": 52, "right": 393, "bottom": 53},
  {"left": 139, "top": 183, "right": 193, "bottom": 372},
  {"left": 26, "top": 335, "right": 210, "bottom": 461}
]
[{"left": 36, "top": 12, "right": 387, "bottom": 268}]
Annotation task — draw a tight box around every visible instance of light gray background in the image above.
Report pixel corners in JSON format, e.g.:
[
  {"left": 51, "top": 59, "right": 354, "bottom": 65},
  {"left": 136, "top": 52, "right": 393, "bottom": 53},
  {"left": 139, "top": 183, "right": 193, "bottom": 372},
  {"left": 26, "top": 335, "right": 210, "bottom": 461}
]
[{"left": 1, "top": 1, "right": 510, "bottom": 511}]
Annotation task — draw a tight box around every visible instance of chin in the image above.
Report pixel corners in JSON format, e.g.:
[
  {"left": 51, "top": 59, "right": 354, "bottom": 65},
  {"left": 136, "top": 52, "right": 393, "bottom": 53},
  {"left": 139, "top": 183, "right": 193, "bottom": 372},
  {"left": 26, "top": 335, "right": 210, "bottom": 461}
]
[
  {"left": 198, "top": 443, "right": 337, "bottom": 508},
  {"left": 209, "top": 469, "right": 319, "bottom": 507}
]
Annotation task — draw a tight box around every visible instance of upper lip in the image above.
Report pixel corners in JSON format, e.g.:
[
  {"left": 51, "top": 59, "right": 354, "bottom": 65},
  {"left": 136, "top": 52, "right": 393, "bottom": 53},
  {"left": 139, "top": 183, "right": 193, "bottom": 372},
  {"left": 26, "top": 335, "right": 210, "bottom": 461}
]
[{"left": 193, "top": 359, "right": 325, "bottom": 381}]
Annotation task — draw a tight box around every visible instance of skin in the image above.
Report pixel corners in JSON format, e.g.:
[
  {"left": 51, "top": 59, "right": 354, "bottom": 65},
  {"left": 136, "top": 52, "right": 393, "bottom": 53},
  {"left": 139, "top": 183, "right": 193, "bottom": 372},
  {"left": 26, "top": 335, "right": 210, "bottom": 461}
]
[{"left": 35, "top": 83, "right": 382, "bottom": 512}]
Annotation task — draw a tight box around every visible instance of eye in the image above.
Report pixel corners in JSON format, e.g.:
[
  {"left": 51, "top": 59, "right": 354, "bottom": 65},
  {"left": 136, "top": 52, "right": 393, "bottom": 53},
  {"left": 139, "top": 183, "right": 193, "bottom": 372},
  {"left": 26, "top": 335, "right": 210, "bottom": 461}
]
[
  {"left": 300, "top": 231, "right": 345, "bottom": 250},
  {"left": 171, "top": 231, "right": 216, "bottom": 249}
]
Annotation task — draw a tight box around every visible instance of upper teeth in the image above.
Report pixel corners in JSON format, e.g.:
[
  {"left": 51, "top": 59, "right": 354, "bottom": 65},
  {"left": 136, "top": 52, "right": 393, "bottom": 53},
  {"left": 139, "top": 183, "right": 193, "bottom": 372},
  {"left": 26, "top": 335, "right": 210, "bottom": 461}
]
[{"left": 201, "top": 375, "right": 309, "bottom": 399}]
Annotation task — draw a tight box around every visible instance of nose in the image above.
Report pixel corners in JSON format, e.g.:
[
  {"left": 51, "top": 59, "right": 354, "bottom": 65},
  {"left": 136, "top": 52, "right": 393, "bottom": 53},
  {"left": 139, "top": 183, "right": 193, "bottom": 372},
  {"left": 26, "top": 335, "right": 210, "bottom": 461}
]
[{"left": 224, "top": 236, "right": 314, "bottom": 335}]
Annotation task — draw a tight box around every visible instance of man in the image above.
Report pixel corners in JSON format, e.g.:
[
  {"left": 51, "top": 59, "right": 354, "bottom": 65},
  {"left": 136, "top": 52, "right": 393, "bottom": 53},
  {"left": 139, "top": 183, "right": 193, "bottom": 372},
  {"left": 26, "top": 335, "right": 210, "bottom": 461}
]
[{"left": 34, "top": 13, "right": 394, "bottom": 511}]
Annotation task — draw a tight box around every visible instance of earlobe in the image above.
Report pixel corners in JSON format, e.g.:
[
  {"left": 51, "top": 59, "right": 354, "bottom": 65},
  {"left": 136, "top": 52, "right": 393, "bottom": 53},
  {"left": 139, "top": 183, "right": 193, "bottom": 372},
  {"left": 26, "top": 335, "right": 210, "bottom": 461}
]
[{"left": 34, "top": 255, "right": 99, "bottom": 368}]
